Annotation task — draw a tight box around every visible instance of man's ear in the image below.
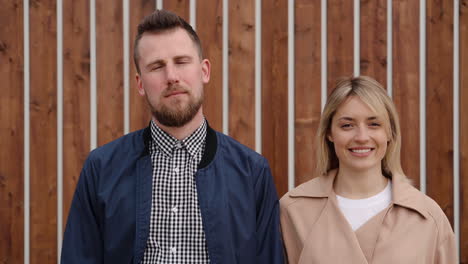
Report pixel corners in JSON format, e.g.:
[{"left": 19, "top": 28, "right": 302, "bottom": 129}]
[
  {"left": 136, "top": 73, "right": 145, "bottom": 96},
  {"left": 201, "top": 59, "right": 211, "bottom": 84}
]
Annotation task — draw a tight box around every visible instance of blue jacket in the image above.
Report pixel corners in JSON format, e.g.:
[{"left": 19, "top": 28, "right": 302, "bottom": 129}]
[{"left": 61, "top": 125, "right": 284, "bottom": 263}]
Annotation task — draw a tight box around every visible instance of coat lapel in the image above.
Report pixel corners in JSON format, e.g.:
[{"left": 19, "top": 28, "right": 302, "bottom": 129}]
[
  {"left": 354, "top": 205, "right": 391, "bottom": 263},
  {"left": 299, "top": 195, "right": 369, "bottom": 264},
  {"left": 133, "top": 154, "right": 152, "bottom": 263}
]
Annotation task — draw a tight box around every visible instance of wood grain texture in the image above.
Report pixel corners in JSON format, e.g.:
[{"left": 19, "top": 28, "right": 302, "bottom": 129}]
[
  {"left": 262, "top": 0, "right": 288, "bottom": 196},
  {"left": 360, "top": 0, "right": 387, "bottom": 86},
  {"left": 327, "top": 0, "right": 354, "bottom": 92},
  {"left": 0, "top": 1, "right": 24, "bottom": 263},
  {"left": 29, "top": 0, "right": 57, "bottom": 262},
  {"left": 294, "top": 0, "right": 322, "bottom": 185},
  {"left": 392, "top": 0, "right": 420, "bottom": 187},
  {"left": 129, "top": 0, "right": 154, "bottom": 131},
  {"left": 96, "top": 0, "right": 124, "bottom": 146},
  {"left": 62, "top": 0, "right": 90, "bottom": 230},
  {"left": 163, "top": 0, "right": 190, "bottom": 21},
  {"left": 460, "top": 0, "right": 468, "bottom": 262},
  {"left": 426, "top": 0, "right": 454, "bottom": 225},
  {"left": 197, "top": 0, "right": 223, "bottom": 131},
  {"left": 228, "top": 0, "right": 255, "bottom": 149}
]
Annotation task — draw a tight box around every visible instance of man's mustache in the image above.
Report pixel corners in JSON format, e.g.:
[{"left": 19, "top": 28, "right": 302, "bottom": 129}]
[{"left": 163, "top": 84, "right": 189, "bottom": 97}]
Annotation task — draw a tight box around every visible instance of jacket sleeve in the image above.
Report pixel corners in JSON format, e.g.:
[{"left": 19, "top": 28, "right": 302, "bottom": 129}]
[
  {"left": 61, "top": 155, "right": 103, "bottom": 264},
  {"left": 254, "top": 157, "right": 285, "bottom": 264},
  {"left": 435, "top": 226, "right": 457, "bottom": 263},
  {"left": 435, "top": 212, "right": 457, "bottom": 264}
]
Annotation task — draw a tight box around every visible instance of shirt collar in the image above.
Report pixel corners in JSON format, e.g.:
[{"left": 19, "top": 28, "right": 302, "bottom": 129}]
[
  {"left": 150, "top": 118, "right": 207, "bottom": 158},
  {"left": 288, "top": 169, "right": 429, "bottom": 219}
]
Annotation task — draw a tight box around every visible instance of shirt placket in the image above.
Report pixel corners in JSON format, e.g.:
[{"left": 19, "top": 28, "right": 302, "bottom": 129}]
[{"left": 169, "top": 141, "right": 184, "bottom": 263}]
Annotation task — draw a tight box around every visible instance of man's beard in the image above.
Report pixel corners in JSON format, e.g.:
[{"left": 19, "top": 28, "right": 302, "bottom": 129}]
[{"left": 147, "top": 86, "right": 203, "bottom": 127}]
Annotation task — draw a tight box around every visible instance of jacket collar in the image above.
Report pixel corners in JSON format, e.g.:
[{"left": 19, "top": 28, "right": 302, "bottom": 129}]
[
  {"left": 142, "top": 120, "right": 218, "bottom": 170},
  {"left": 288, "top": 169, "right": 429, "bottom": 219}
]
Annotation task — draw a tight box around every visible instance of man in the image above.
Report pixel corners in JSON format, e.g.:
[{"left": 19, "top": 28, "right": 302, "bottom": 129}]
[{"left": 61, "top": 10, "right": 283, "bottom": 264}]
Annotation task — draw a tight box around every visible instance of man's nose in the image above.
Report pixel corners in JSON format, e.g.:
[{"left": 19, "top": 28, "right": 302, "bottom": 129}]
[{"left": 165, "top": 64, "right": 179, "bottom": 84}]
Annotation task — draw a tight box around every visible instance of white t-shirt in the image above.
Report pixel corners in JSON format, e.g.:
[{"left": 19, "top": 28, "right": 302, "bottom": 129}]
[{"left": 336, "top": 181, "right": 392, "bottom": 231}]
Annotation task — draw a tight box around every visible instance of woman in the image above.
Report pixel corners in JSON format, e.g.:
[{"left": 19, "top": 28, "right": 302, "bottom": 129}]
[{"left": 280, "top": 76, "right": 456, "bottom": 263}]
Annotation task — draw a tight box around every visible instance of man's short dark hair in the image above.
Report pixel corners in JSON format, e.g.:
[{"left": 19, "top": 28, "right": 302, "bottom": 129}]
[{"left": 133, "top": 9, "right": 203, "bottom": 74}]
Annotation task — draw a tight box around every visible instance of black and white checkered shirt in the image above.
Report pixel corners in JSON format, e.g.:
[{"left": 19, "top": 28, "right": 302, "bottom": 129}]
[{"left": 140, "top": 119, "right": 210, "bottom": 264}]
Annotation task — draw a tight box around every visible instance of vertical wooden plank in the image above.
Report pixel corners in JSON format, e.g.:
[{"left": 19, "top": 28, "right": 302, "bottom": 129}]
[
  {"left": 228, "top": 0, "right": 255, "bottom": 149},
  {"left": 197, "top": 0, "right": 223, "bottom": 132},
  {"left": 129, "top": 1, "right": 155, "bottom": 132},
  {"left": 327, "top": 0, "right": 353, "bottom": 92},
  {"left": 97, "top": 0, "right": 124, "bottom": 145},
  {"left": 426, "top": 0, "right": 454, "bottom": 225},
  {"left": 392, "top": 0, "right": 420, "bottom": 187},
  {"left": 262, "top": 0, "right": 288, "bottom": 196},
  {"left": 360, "top": 0, "right": 387, "bottom": 86},
  {"left": 0, "top": 1, "right": 24, "bottom": 263},
  {"left": 29, "top": 0, "right": 57, "bottom": 262},
  {"left": 294, "top": 0, "right": 322, "bottom": 185},
  {"left": 62, "top": 0, "right": 90, "bottom": 228},
  {"left": 162, "top": 0, "right": 190, "bottom": 21},
  {"left": 460, "top": 0, "right": 468, "bottom": 261}
]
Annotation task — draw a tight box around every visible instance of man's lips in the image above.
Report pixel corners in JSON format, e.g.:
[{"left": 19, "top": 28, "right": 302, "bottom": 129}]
[{"left": 164, "top": 90, "right": 187, "bottom": 97}]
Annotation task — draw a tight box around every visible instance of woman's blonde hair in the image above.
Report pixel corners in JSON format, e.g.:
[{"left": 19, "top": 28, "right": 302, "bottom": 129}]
[{"left": 316, "top": 76, "right": 404, "bottom": 178}]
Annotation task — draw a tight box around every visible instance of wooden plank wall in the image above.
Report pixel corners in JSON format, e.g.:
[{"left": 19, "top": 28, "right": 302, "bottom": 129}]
[
  {"left": 0, "top": 1, "right": 23, "bottom": 263},
  {"left": 294, "top": 0, "right": 321, "bottom": 186},
  {"left": 96, "top": 0, "right": 124, "bottom": 145},
  {"left": 29, "top": 0, "right": 57, "bottom": 262},
  {"left": 62, "top": 0, "right": 90, "bottom": 232},
  {"left": 129, "top": 0, "right": 154, "bottom": 132},
  {"left": 1, "top": 0, "right": 468, "bottom": 263},
  {"left": 426, "top": 0, "right": 454, "bottom": 225},
  {"left": 198, "top": 0, "right": 223, "bottom": 132},
  {"left": 229, "top": 0, "right": 255, "bottom": 150},
  {"left": 262, "top": 0, "right": 288, "bottom": 196},
  {"left": 360, "top": 0, "right": 386, "bottom": 87},
  {"left": 327, "top": 0, "right": 353, "bottom": 92},
  {"left": 392, "top": 0, "right": 420, "bottom": 187}
]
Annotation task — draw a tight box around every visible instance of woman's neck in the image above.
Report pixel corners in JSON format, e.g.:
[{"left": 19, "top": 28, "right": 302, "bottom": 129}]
[{"left": 333, "top": 166, "right": 388, "bottom": 199}]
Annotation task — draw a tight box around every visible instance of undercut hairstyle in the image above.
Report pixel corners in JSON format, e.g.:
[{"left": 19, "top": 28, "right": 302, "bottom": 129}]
[
  {"left": 133, "top": 9, "right": 203, "bottom": 74},
  {"left": 315, "top": 76, "right": 405, "bottom": 179}
]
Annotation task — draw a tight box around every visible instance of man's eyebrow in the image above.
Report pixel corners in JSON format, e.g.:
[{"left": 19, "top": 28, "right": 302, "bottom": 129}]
[{"left": 174, "top": 55, "right": 193, "bottom": 60}]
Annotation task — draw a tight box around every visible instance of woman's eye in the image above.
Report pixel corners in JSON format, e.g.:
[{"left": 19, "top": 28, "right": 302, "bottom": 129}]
[
  {"left": 370, "top": 122, "right": 381, "bottom": 127},
  {"left": 340, "top": 124, "right": 352, "bottom": 128}
]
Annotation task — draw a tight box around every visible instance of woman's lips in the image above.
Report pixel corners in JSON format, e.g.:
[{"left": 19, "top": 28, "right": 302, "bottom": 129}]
[{"left": 348, "top": 147, "right": 374, "bottom": 156}]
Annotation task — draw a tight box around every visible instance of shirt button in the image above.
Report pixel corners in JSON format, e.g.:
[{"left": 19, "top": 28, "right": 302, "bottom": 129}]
[
  {"left": 171, "top": 206, "right": 178, "bottom": 213},
  {"left": 175, "top": 142, "right": 182, "bottom": 149},
  {"left": 173, "top": 167, "right": 179, "bottom": 173},
  {"left": 170, "top": 247, "right": 177, "bottom": 254}
]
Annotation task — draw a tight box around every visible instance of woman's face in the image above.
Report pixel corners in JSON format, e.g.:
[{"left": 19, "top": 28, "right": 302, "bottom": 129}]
[{"left": 328, "top": 96, "right": 389, "bottom": 174}]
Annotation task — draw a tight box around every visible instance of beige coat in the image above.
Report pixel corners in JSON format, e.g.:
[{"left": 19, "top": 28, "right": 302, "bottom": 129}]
[{"left": 280, "top": 170, "right": 457, "bottom": 264}]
